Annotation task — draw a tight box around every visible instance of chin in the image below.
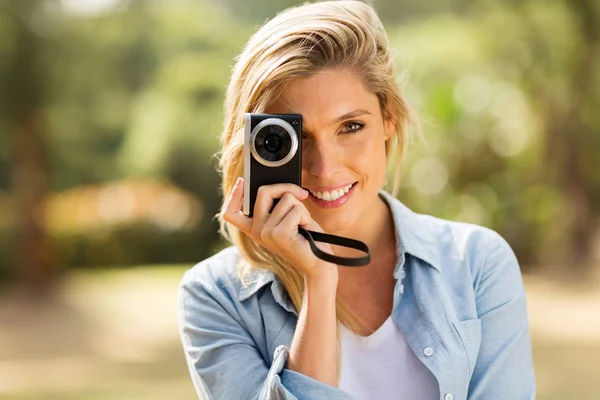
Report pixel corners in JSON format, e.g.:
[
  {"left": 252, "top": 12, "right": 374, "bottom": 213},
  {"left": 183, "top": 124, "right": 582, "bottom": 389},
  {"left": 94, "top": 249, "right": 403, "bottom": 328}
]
[{"left": 314, "top": 214, "right": 356, "bottom": 233}]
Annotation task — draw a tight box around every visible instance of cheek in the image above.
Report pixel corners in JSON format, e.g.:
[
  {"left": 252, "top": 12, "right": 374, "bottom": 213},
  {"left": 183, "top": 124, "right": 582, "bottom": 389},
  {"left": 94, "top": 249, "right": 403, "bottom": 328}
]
[
  {"left": 348, "top": 134, "right": 387, "bottom": 169},
  {"left": 300, "top": 134, "right": 387, "bottom": 174}
]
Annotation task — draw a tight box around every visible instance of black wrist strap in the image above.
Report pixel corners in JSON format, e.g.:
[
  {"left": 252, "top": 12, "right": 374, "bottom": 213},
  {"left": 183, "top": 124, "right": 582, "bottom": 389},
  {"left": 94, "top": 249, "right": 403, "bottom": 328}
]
[{"left": 298, "top": 227, "right": 370, "bottom": 267}]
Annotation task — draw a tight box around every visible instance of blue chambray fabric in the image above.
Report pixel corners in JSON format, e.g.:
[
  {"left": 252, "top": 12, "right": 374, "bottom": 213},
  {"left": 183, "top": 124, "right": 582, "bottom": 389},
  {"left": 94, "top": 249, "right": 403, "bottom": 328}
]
[{"left": 177, "top": 189, "right": 536, "bottom": 400}]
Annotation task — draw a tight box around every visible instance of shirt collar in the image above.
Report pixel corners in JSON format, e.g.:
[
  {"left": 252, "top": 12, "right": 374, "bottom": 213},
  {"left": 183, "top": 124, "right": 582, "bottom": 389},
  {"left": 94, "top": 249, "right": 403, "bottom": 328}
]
[
  {"left": 378, "top": 189, "right": 442, "bottom": 273},
  {"left": 238, "top": 267, "right": 278, "bottom": 303},
  {"left": 238, "top": 189, "right": 441, "bottom": 302}
]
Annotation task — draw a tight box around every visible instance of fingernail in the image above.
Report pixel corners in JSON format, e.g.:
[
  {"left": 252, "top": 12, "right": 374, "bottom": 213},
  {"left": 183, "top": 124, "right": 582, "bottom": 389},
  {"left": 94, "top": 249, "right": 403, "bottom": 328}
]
[
  {"left": 234, "top": 177, "right": 243, "bottom": 188},
  {"left": 301, "top": 188, "right": 309, "bottom": 196}
]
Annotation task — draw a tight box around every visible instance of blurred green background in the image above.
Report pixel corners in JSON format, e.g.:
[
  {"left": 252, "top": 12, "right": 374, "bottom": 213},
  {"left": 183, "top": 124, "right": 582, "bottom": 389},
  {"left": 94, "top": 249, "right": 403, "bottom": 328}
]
[{"left": 0, "top": 0, "right": 599, "bottom": 399}]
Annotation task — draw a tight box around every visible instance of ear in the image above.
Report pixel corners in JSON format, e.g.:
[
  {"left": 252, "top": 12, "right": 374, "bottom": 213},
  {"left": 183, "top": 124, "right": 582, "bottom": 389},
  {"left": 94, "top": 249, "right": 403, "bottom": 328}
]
[{"left": 384, "top": 117, "right": 396, "bottom": 142}]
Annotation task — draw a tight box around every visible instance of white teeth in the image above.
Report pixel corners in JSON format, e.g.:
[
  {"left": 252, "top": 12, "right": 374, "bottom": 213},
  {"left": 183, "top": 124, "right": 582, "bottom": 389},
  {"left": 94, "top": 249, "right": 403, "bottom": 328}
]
[{"left": 309, "top": 183, "right": 354, "bottom": 201}]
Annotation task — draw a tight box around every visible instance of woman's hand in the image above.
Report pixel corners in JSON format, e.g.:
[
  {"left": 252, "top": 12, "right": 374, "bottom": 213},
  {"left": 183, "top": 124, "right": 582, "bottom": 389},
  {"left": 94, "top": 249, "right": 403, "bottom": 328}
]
[{"left": 222, "top": 177, "right": 338, "bottom": 280}]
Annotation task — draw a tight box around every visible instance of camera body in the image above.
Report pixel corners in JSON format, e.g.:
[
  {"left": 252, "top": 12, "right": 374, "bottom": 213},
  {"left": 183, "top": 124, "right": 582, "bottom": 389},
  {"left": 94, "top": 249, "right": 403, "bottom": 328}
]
[{"left": 243, "top": 113, "right": 302, "bottom": 217}]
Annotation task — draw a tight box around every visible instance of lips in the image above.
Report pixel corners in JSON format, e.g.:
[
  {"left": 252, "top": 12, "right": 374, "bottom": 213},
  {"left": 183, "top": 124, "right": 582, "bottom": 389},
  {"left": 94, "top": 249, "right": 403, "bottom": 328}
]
[
  {"left": 307, "top": 182, "right": 357, "bottom": 209},
  {"left": 308, "top": 182, "right": 355, "bottom": 201}
]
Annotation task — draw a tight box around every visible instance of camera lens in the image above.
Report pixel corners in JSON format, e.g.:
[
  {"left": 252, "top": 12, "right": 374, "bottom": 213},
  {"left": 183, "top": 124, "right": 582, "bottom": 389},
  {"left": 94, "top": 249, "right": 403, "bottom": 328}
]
[
  {"left": 256, "top": 124, "right": 290, "bottom": 161},
  {"left": 250, "top": 119, "right": 298, "bottom": 166},
  {"left": 264, "top": 134, "right": 282, "bottom": 152}
]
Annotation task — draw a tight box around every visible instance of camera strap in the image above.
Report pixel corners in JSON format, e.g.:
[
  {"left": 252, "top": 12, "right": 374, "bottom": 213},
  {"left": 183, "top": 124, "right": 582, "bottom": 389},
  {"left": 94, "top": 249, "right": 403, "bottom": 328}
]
[{"left": 298, "top": 227, "right": 370, "bottom": 267}]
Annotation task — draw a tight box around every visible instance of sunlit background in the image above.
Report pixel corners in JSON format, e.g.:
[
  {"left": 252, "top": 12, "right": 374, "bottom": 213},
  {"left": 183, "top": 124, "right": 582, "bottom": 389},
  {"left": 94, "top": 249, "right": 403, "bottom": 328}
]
[{"left": 1, "top": 0, "right": 599, "bottom": 399}]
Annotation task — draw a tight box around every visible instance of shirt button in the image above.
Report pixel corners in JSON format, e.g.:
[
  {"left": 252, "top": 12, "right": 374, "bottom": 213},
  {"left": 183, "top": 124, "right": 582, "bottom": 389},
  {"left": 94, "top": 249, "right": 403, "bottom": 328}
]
[
  {"left": 444, "top": 394, "right": 453, "bottom": 400},
  {"left": 424, "top": 346, "right": 434, "bottom": 357},
  {"left": 399, "top": 269, "right": 406, "bottom": 279}
]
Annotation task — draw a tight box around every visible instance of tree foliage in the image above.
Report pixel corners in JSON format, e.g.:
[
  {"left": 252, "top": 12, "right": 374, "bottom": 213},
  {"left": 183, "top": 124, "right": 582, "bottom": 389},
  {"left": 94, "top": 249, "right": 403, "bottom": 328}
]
[{"left": 0, "top": 0, "right": 598, "bottom": 288}]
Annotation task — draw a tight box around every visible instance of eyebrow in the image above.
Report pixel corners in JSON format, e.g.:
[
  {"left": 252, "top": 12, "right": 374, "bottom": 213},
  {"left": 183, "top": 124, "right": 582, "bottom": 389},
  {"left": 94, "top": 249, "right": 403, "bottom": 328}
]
[
  {"left": 301, "top": 109, "right": 372, "bottom": 136},
  {"left": 330, "top": 109, "right": 372, "bottom": 125}
]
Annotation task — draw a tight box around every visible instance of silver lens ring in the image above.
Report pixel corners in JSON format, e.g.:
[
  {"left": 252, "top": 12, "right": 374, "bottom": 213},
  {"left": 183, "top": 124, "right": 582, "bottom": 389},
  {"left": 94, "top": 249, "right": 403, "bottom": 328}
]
[{"left": 250, "top": 118, "right": 298, "bottom": 167}]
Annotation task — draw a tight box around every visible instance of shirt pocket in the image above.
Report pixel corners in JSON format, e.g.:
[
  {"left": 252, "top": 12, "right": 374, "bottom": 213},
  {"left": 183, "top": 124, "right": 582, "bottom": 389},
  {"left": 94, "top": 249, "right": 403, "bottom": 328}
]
[{"left": 452, "top": 318, "right": 482, "bottom": 381}]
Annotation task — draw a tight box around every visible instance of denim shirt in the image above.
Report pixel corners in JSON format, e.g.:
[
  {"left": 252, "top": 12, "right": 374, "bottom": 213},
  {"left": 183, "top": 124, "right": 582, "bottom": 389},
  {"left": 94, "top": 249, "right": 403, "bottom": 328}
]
[{"left": 177, "top": 189, "right": 536, "bottom": 400}]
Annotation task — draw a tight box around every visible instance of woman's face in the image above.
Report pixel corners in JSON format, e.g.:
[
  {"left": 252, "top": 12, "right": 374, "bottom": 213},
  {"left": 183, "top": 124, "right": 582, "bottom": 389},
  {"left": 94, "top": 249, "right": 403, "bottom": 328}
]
[{"left": 265, "top": 68, "right": 394, "bottom": 233}]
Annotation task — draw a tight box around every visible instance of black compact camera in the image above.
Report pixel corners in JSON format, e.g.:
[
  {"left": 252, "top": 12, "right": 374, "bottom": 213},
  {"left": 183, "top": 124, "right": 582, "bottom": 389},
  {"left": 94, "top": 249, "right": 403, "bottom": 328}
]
[{"left": 243, "top": 113, "right": 302, "bottom": 217}]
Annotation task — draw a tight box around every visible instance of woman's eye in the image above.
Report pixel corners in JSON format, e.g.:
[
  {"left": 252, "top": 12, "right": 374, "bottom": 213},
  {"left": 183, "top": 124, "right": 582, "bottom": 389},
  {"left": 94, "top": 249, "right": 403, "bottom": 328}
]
[{"left": 341, "top": 121, "right": 364, "bottom": 134}]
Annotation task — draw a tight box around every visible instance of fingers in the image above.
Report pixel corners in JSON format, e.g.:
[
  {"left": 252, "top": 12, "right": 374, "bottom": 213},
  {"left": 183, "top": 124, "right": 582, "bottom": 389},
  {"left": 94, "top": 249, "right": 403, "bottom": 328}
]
[
  {"left": 262, "top": 193, "right": 311, "bottom": 242},
  {"left": 222, "top": 178, "right": 310, "bottom": 244},
  {"left": 264, "top": 192, "right": 304, "bottom": 229},
  {"left": 222, "top": 179, "right": 333, "bottom": 276},
  {"left": 254, "top": 184, "right": 308, "bottom": 217},
  {"left": 278, "top": 204, "right": 313, "bottom": 234},
  {"left": 268, "top": 192, "right": 323, "bottom": 234},
  {"left": 221, "top": 177, "right": 252, "bottom": 235},
  {"left": 263, "top": 203, "right": 312, "bottom": 246},
  {"left": 252, "top": 183, "right": 308, "bottom": 233}
]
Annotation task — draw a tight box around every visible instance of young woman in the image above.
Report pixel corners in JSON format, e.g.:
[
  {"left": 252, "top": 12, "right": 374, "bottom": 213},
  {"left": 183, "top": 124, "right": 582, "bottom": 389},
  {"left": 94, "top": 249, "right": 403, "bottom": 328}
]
[{"left": 178, "top": 1, "right": 536, "bottom": 399}]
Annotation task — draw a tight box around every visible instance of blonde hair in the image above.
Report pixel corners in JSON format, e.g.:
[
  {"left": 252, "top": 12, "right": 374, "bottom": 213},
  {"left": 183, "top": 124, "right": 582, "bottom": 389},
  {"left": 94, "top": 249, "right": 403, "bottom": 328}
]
[{"left": 217, "top": 1, "right": 417, "bottom": 336}]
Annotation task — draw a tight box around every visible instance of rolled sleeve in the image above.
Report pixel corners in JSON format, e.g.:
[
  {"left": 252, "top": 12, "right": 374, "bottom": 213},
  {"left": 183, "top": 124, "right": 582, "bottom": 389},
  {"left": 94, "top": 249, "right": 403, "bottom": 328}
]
[{"left": 266, "top": 345, "right": 354, "bottom": 400}]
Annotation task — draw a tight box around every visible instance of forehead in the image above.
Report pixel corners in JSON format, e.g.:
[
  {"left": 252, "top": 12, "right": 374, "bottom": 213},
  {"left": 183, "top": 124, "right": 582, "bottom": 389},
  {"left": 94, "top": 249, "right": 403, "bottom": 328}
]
[{"left": 267, "top": 69, "right": 380, "bottom": 122}]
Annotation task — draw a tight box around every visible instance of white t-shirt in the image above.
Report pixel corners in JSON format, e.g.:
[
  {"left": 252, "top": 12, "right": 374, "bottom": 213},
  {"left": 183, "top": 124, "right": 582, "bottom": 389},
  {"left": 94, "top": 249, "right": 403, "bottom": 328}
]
[{"left": 338, "top": 316, "right": 440, "bottom": 400}]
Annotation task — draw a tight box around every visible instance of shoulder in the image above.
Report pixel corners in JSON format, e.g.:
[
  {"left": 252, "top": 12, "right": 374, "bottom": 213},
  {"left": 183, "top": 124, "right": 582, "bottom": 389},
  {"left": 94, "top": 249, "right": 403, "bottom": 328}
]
[
  {"left": 178, "top": 246, "right": 245, "bottom": 308},
  {"left": 434, "top": 216, "right": 517, "bottom": 272},
  {"left": 383, "top": 190, "right": 512, "bottom": 279},
  {"left": 417, "top": 212, "right": 523, "bottom": 293},
  {"left": 181, "top": 245, "right": 240, "bottom": 283},
  {"left": 404, "top": 209, "right": 509, "bottom": 274},
  {"left": 432, "top": 216, "right": 508, "bottom": 266},
  {"left": 406, "top": 212, "right": 525, "bottom": 321}
]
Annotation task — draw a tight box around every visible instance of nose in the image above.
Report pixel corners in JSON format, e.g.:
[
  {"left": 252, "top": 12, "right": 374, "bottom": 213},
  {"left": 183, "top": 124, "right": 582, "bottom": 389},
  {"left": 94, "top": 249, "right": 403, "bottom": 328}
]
[{"left": 304, "top": 139, "right": 341, "bottom": 180}]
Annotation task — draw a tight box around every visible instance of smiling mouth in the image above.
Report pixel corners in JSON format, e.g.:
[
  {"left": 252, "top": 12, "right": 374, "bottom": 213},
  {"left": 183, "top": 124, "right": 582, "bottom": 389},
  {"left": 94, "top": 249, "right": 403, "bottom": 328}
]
[{"left": 308, "top": 182, "right": 357, "bottom": 202}]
